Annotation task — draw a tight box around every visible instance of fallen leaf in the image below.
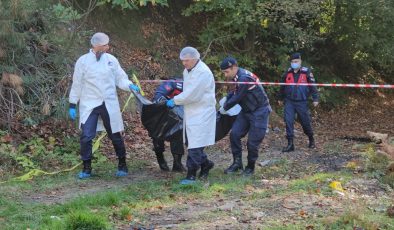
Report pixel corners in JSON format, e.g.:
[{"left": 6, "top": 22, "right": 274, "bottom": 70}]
[
  {"left": 1, "top": 134, "right": 13, "bottom": 143},
  {"left": 299, "top": 209, "right": 307, "bottom": 217},
  {"left": 329, "top": 181, "right": 345, "bottom": 192}
]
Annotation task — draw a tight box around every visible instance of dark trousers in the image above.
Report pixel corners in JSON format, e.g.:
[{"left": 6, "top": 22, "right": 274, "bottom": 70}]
[
  {"left": 152, "top": 132, "right": 184, "bottom": 156},
  {"left": 284, "top": 100, "right": 313, "bottom": 139},
  {"left": 230, "top": 106, "right": 270, "bottom": 162},
  {"left": 186, "top": 147, "right": 207, "bottom": 170},
  {"left": 80, "top": 103, "right": 126, "bottom": 161}
]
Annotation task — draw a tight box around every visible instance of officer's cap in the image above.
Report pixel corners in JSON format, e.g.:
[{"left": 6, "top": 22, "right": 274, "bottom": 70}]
[
  {"left": 220, "top": 57, "right": 238, "bottom": 70},
  {"left": 290, "top": 52, "right": 302, "bottom": 60}
]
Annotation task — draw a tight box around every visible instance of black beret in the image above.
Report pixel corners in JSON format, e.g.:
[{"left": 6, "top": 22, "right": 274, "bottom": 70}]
[
  {"left": 290, "top": 52, "right": 302, "bottom": 60},
  {"left": 220, "top": 57, "right": 238, "bottom": 70}
]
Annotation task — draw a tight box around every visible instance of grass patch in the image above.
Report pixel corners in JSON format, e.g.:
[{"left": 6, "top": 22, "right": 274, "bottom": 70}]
[
  {"left": 64, "top": 210, "right": 111, "bottom": 230},
  {"left": 258, "top": 158, "right": 291, "bottom": 178},
  {"left": 328, "top": 208, "right": 394, "bottom": 230},
  {"left": 0, "top": 157, "right": 392, "bottom": 229},
  {"left": 288, "top": 172, "right": 352, "bottom": 195},
  {"left": 0, "top": 166, "right": 257, "bottom": 229}
]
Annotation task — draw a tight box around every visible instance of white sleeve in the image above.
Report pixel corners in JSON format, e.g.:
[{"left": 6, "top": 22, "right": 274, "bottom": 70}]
[
  {"left": 113, "top": 58, "right": 133, "bottom": 91},
  {"left": 173, "top": 71, "right": 209, "bottom": 105},
  {"left": 69, "top": 58, "right": 84, "bottom": 104}
]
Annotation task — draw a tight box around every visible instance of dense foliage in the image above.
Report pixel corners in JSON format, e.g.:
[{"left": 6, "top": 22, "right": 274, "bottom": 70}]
[
  {"left": 0, "top": 0, "right": 85, "bottom": 129},
  {"left": 97, "top": 0, "right": 168, "bottom": 9},
  {"left": 184, "top": 0, "right": 394, "bottom": 86},
  {"left": 0, "top": 0, "right": 393, "bottom": 129}
]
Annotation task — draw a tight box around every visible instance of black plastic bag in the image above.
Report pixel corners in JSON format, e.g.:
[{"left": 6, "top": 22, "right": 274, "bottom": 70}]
[
  {"left": 215, "top": 112, "right": 237, "bottom": 141},
  {"left": 140, "top": 102, "right": 183, "bottom": 141},
  {"left": 133, "top": 91, "right": 236, "bottom": 142}
]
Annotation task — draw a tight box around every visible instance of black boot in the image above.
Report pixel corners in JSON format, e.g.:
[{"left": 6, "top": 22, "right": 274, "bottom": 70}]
[
  {"left": 180, "top": 168, "right": 197, "bottom": 185},
  {"left": 308, "top": 136, "right": 316, "bottom": 149},
  {"left": 243, "top": 161, "right": 255, "bottom": 176},
  {"left": 83, "top": 159, "right": 92, "bottom": 173},
  {"left": 116, "top": 157, "right": 128, "bottom": 177},
  {"left": 224, "top": 156, "right": 243, "bottom": 174},
  {"left": 117, "top": 157, "right": 128, "bottom": 172},
  {"left": 155, "top": 152, "right": 170, "bottom": 171},
  {"left": 78, "top": 159, "right": 92, "bottom": 179},
  {"left": 199, "top": 160, "right": 214, "bottom": 179},
  {"left": 282, "top": 138, "right": 294, "bottom": 152},
  {"left": 172, "top": 154, "right": 186, "bottom": 172}
]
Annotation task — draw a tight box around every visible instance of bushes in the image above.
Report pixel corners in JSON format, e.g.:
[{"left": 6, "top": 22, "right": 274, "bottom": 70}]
[
  {"left": 0, "top": 0, "right": 84, "bottom": 131},
  {"left": 183, "top": 0, "right": 394, "bottom": 105},
  {"left": 97, "top": 0, "right": 168, "bottom": 9},
  {"left": 0, "top": 130, "right": 79, "bottom": 178}
]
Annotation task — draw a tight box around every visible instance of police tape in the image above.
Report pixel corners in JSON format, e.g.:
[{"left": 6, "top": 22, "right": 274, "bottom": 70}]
[
  {"left": 0, "top": 75, "right": 143, "bottom": 184},
  {"left": 139, "top": 79, "right": 394, "bottom": 89}
]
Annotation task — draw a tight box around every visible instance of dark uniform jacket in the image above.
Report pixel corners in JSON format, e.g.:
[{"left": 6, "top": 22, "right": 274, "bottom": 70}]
[
  {"left": 279, "top": 67, "right": 319, "bottom": 102},
  {"left": 224, "top": 68, "right": 269, "bottom": 113},
  {"left": 153, "top": 79, "right": 183, "bottom": 103}
]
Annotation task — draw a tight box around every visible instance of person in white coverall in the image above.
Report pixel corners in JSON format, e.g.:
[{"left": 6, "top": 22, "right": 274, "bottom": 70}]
[
  {"left": 68, "top": 32, "right": 140, "bottom": 179},
  {"left": 166, "top": 47, "right": 216, "bottom": 185}
]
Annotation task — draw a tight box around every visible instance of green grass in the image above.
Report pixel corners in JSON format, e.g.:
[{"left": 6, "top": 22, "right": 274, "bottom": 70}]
[
  {"left": 288, "top": 172, "right": 353, "bottom": 194},
  {"left": 0, "top": 159, "right": 393, "bottom": 229}
]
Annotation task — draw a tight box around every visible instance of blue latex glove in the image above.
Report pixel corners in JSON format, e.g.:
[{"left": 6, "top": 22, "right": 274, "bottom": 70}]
[
  {"left": 129, "top": 84, "right": 140, "bottom": 92},
  {"left": 166, "top": 99, "right": 175, "bottom": 108},
  {"left": 69, "top": 108, "right": 76, "bottom": 120}
]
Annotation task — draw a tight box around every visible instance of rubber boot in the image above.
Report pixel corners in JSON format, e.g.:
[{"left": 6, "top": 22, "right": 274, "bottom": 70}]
[
  {"left": 243, "top": 161, "right": 255, "bottom": 176},
  {"left": 78, "top": 159, "right": 91, "bottom": 179},
  {"left": 155, "top": 151, "right": 170, "bottom": 171},
  {"left": 282, "top": 138, "right": 295, "bottom": 152},
  {"left": 224, "top": 156, "right": 243, "bottom": 174},
  {"left": 308, "top": 136, "right": 316, "bottom": 149},
  {"left": 172, "top": 154, "right": 186, "bottom": 172},
  {"left": 116, "top": 157, "right": 128, "bottom": 177},
  {"left": 180, "top": 168, "right": 197, "bottom": 185},
  {"left": 199, "top": 159, "right": 214, "bottom": 179}
]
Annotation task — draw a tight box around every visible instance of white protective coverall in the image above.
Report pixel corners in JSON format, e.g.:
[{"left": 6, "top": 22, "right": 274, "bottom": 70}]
[
  {"left": 173, "top": 60, "right": 216, "bottom": 149},
  {"left": 69, "top": 50, "right": 132, "bottom": 133}
]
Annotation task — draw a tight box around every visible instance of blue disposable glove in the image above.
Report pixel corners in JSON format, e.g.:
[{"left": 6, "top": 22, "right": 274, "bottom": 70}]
[
  {"left": 69, "top": 108, "right": 76, "bottom": 120},
  {"left": 129, "top": 84, "right": 140, "bottom": 92},
  {"left": 166, "top": 99, "right": 175, "bottom": 108}
]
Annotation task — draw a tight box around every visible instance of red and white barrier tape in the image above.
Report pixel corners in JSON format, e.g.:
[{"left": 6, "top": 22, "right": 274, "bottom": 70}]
[{"left": 139, "top": 80, "right": 394, "bottom": 89}]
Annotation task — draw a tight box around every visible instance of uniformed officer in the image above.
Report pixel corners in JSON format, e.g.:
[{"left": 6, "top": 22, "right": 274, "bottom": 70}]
[
  {"left": 220, "top": 57, "right": 271, "bottom": 176},
  {"left": 151, "top": 77, "right": 186, "bottom": 172},
  {"left": 278, "top": 52, "right": 319, "bottom": 152}
]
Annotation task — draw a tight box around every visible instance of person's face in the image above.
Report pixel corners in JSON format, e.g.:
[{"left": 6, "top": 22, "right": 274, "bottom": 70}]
[
  {"left": 93, "top": 43, "right": 109, "bottom": 53},
  {"left": 182, "top": 58, "right": 198, "bottom": 70},
  {"left": 221, "top": 66, "right": 238, "bottom": 79},
  {"left": 291, "top": 59, "right": 302, "bottom": 69}
]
